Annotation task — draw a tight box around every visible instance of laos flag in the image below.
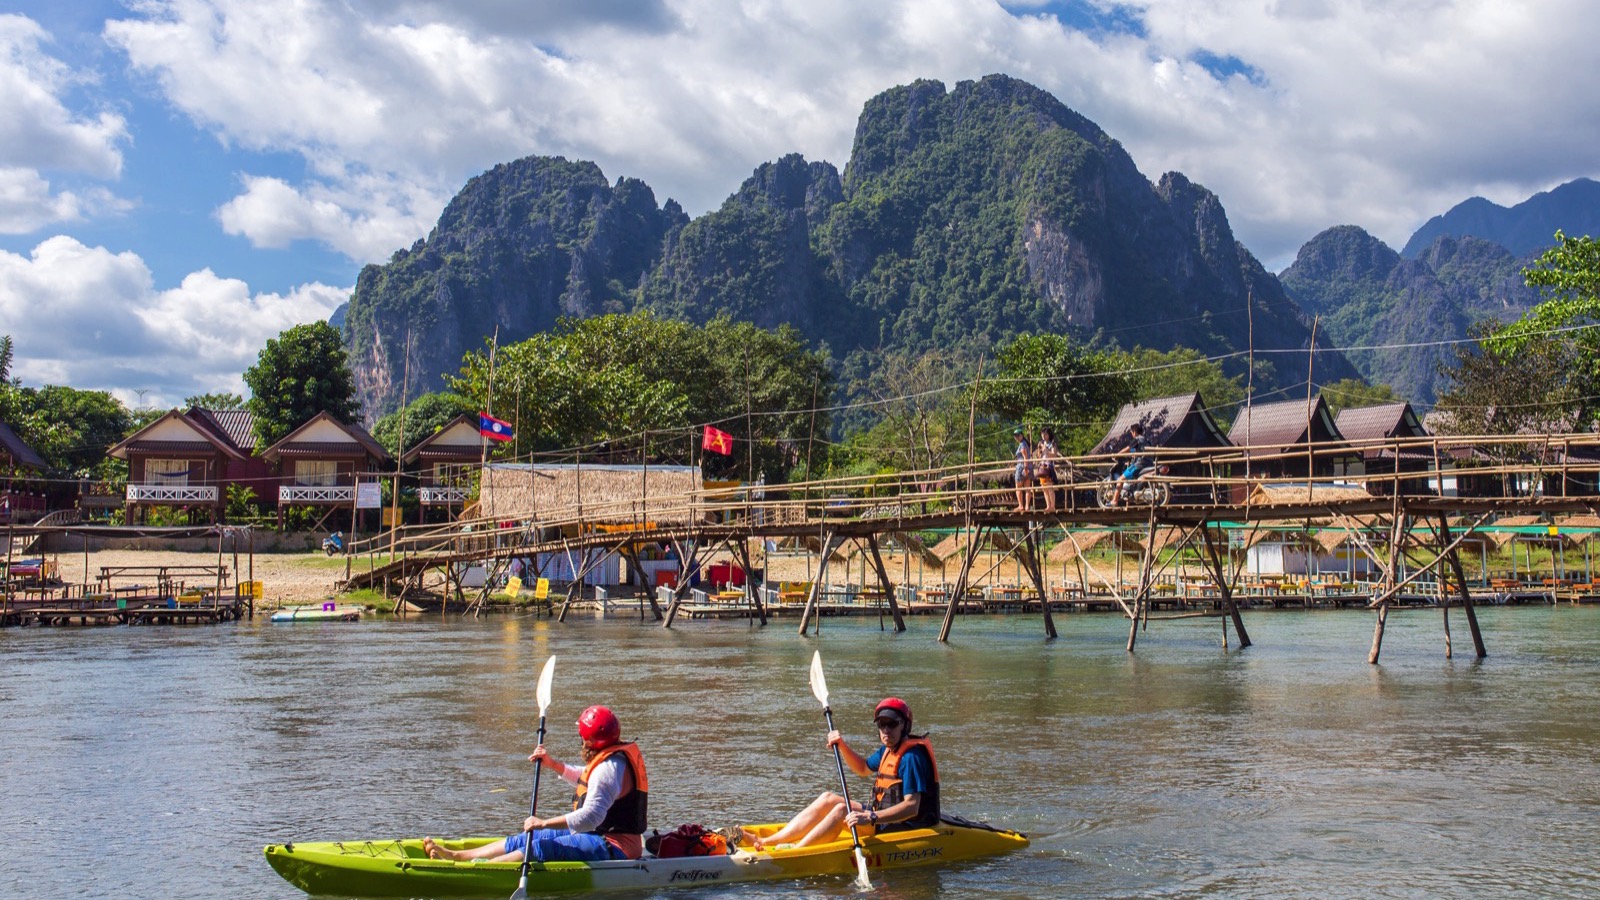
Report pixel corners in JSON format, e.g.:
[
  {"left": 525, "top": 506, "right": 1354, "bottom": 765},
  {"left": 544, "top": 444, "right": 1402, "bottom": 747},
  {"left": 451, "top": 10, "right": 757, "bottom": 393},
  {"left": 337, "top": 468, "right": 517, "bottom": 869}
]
[{"left": 478, "top": 412, "right": 515, "bottom": 442}]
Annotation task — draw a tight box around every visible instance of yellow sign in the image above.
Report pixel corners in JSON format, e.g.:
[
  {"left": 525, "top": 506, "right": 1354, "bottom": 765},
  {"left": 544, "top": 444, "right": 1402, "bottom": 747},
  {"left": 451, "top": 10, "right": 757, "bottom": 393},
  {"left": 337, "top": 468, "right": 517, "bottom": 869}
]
[
  {"left": 382, "top": 507, "right": 400, "bottom": 526},
  {"left": 1549, "top": 526, "right": 1560, "bottom": 536},
  {"left": 534, "top": 578, "right": 550, "bottom": 600}
]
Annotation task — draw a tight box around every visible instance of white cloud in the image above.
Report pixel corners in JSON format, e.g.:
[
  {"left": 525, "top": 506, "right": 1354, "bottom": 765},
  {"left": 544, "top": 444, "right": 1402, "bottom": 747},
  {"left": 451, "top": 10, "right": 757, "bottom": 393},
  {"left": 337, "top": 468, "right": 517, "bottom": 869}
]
[
  {"left": 0, "top": 14, "right": 129, "bottom": 232},
  {"left": 0, "top": 235, "right": 348, "bottom": 408},
  {"left": 102, "top": 0, "right": 1600, "bottom": 272}
]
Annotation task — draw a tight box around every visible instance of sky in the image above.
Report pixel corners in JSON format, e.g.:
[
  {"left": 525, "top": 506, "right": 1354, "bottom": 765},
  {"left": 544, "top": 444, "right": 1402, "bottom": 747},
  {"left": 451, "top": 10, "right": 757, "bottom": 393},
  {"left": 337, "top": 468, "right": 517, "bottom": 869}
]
[{"left": 1, "top": 0, "right": 1597, "bottom": 410}]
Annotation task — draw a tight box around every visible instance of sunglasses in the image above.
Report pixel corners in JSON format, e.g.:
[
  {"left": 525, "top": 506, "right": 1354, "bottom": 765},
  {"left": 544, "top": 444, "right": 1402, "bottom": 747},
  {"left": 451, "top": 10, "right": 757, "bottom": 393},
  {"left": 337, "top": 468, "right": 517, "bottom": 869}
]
[{"left": 875, "top": 718, "right": 904, "bottom": 731}]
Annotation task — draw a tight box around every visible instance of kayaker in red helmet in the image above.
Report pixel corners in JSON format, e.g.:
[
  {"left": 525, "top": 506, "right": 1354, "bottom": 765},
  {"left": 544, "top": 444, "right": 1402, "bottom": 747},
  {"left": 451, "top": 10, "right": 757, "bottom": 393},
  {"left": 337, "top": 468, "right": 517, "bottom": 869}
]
[
  {"left": 424, "top": 705, "right": 649, "bottom": 863},
  {"left": 744, "top": 697, "right": 940, "bottom": 849}
]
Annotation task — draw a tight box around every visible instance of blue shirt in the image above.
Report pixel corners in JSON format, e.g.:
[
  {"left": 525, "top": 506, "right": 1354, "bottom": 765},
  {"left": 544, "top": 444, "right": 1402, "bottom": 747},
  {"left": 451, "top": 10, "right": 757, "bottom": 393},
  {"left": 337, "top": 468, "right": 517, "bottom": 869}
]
[{"left": 865, "top": 743, "right": 934, "bottom": 800}]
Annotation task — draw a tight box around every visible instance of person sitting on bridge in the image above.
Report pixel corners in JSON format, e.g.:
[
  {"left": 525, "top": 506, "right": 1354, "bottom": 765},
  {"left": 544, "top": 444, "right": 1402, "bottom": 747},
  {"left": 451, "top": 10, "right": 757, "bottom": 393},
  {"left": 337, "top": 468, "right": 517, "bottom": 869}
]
[
  {"left": 424, "top": 705, "right": 649, "bottom": 863},
  {"left": 740, "top": 697, "right": 938, "bottom": 850},
  {"left": 1109, "top": 423, "right": 1150, "bottom": 507}
]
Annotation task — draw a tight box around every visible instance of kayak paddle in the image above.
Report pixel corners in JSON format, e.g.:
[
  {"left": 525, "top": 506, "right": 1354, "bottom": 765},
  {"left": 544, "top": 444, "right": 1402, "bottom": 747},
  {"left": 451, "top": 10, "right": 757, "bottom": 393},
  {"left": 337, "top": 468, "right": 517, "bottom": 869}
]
[
  {"left": 808, "top": 650, "right": 872, "bottom": 890},
  {"left": 511, "top": 655, "right": 557, "bottom": 900}
]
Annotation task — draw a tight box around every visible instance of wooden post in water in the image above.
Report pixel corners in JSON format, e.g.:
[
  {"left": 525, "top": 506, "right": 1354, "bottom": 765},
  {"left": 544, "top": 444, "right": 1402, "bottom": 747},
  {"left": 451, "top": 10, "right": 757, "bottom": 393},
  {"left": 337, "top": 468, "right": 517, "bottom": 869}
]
[
  {"left": 622, "top": 546, "right": 664, "bottom": 621},
  {"left": 797, "top": 529, "right": 840, "bottom": 635},
  {"left": 939, "top": 526, "right": 986, "bottom": 643},
  {"left": 735, "top": 538, "right": 767, "bottom": 626},
  {"left": 1201, "top": 522, "right": 1251, "bottom": 649},
  {"left": 1018, "top": 525, "right": 1057, "bottom": 639},
  {"left": 662, "top": 537, "right": 703, "bottom": 628},
  {"left": 1437, "top": 514, "right": 1487, "bottom": 658},
  {"left": 1368, "top": 510, "right": 1408, "bottom": 664},
  {"left": 1127, "top": 515, "right": 1158, "bottom": 652},
  {"left": 864, "top": 534, "right": 906, "bottom": 633}
]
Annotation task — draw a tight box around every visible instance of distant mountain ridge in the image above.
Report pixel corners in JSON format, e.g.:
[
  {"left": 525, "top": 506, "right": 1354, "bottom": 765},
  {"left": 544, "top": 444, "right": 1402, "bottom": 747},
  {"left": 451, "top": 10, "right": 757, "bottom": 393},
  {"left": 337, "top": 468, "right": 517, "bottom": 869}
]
[
  {"left": 1401, "top": 177, "right": 1600, "bottom": 258},
  {"left": 1280, "top": 226, "right": 1540, "bottom": 404},
  {"left": 342, "top": 74, "right": 1358, "bottom": 419}
]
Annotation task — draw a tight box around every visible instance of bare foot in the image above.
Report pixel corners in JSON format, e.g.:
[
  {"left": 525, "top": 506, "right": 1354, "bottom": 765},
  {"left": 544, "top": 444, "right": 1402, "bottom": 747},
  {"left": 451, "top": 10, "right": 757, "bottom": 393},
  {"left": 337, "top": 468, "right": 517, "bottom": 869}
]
[{"left": 423, "top": 837, "right": 460, "bottom": 861}]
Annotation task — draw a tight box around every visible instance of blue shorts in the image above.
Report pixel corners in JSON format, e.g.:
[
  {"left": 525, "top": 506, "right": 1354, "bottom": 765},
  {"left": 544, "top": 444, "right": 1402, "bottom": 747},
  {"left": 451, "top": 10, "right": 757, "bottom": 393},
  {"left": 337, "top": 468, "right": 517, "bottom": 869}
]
[
  {"left": 503, "top": 828, "right": 622, "bottom": 862},
  {"left": 1120, "top": 464, "right": 1145, "bottom": 481}
]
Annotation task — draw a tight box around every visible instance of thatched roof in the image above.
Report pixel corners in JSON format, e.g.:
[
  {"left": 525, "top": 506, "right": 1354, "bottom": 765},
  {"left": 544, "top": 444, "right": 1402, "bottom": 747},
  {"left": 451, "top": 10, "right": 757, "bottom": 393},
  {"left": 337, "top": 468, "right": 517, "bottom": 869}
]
[
  {"left": 1554, "top": 514, "right": 1600, "bottom": 545},
  {"left": 931, "top": 528, "right": 1024, "bottom": 563},
  {"left": 1487, "top": 514, "right": 1546, "bottom": 547},
  {"left": 1245, "top": 483, "right": 1372, "bottom": 506},
  {"left": 1046, "top": 530, "right": 1125, "bottom": 563},
  {"left": 479, "top": 462, "right": 703, "bottom": 524},
  {"left": 888, "top": 532, "right": 944, "bottom": 569},
  {"left": 1133, "top": 526, "right": 1199, "bottom": 554}
]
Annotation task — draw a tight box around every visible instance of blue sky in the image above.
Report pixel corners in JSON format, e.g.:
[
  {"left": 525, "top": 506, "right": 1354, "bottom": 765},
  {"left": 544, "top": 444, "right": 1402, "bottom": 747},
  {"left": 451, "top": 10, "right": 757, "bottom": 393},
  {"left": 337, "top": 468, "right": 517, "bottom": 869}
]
[{"left": 2, "top": 0, "right": 1597, "bottom": 409}]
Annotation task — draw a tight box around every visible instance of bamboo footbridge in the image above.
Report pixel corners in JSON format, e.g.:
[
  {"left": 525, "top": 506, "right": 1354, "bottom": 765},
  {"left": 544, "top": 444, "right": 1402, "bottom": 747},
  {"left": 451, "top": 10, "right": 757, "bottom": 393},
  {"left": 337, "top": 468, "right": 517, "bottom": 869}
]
[{"left": 340, "top": 432, "right": 1600, "bottom": 663}]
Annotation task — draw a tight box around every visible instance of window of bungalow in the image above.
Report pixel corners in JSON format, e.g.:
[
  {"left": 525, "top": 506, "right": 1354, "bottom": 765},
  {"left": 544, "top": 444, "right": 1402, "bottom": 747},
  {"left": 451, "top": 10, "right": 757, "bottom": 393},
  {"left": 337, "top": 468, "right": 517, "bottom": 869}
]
[
  {"left": 295, "top": 459, "right": 339, "bottom": 486},
  {"left": 145, "top": 458, "right": 196, "bottom": 485}
]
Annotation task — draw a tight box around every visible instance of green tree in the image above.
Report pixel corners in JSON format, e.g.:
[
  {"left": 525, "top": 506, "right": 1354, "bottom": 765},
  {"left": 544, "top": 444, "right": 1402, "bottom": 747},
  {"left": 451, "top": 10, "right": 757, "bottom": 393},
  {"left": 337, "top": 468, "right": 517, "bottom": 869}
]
[
  {"left": 1319, "top": 378, "right": 1400, "bottom": 416},
  {"left": 981, "top": 332, "right": 1134, "bottom": 452},
  {"left": 0, "top": 334, "right": 12, "bottom": 384},
  {"left": 838, "top": 349, "right": 976, "bottom": 476},
  {"left": 6, "top": 385, "right": 132, "bottom": 476},
  {"left": 1118, "top": 346, "right": 1248, "bottom": 426},
  {"left": 1425, "top": 230, "right": 1600, "bottom": 437},
  {"left": 371, "top": 392, "right": 475, "bottom": 456},
  {"left": 446, "top": 311, "right": 832, "bottom": 483},
  {"left": 184, "top": 391, "right": 246, "bottom": 410},
  {"left": 243, "top": 322, "right": 361, "bottom": 449}
]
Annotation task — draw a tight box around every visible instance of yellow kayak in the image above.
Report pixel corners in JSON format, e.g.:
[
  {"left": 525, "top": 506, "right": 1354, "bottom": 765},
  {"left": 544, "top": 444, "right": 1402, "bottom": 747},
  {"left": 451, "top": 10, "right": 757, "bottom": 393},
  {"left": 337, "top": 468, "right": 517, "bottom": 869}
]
[{"left": 264, "top": 818, "right": 1028, "bottom": 896}]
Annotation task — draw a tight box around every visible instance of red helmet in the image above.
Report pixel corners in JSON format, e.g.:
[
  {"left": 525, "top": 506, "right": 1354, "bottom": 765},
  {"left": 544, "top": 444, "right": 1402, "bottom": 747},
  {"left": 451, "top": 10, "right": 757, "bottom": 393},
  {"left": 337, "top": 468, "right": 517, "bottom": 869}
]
[
  {"left": 576, "top": 705, "right": 620, "bottom": 747},
  {"left": 873, "top": 697, "right": 912, "bottom": 728}
]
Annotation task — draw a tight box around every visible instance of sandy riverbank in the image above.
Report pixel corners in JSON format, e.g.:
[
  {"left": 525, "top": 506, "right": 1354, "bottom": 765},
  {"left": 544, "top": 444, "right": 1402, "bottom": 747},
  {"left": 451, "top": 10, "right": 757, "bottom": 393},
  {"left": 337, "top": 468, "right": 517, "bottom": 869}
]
[{"left": 41, "top": 547, "right": 351, "bottom": 606}]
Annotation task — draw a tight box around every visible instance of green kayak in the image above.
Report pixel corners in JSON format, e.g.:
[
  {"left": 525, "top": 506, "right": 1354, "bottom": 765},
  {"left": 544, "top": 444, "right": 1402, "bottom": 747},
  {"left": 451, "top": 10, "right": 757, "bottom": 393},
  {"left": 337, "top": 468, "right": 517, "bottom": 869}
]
[{"left": 264, "top": 819, "right": 1028, "bottom": 896}]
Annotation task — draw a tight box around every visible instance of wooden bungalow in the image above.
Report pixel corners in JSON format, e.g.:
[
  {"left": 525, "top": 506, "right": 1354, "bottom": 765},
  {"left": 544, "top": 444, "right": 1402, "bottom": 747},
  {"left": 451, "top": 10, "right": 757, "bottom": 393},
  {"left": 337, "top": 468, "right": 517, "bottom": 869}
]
[
  {"left": 1090, "top": 392, "right": 1234, "bottom": 503},
  {"left": 1226, "top": 396, "right": 1357, "bottom": 496},
  {"left": 0, "top": 419, "right": 47, "bottom": 523},
  {"left": 401, "top": 415, "right": 483, "bottom": 522},
  {"left": 107, "top": 407, "right": 268, "bottom": 524},
  {"left": 260, "top": 412, "right": 391, "bottom": 530},
  {"left": 1334, "top": 402, "right": 1436, "bottom": 495}
]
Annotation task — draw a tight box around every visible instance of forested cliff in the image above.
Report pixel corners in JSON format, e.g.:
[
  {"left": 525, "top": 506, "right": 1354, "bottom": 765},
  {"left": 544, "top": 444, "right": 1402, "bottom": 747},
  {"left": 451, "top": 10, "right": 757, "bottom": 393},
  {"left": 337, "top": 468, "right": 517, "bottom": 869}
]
[{"left": 343, "top": 74, "right": 1355, "bottom": 418}]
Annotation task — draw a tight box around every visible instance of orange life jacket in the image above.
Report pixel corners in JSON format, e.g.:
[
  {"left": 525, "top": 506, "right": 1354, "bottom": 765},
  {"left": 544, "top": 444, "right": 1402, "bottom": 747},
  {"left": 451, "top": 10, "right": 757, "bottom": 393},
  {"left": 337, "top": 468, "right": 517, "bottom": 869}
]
[
  {"left": 871, "top": 736, "right": 940, "bottom": 826},
  {"left": 572, "top": 742, "right": 649, "bottom": 857}
]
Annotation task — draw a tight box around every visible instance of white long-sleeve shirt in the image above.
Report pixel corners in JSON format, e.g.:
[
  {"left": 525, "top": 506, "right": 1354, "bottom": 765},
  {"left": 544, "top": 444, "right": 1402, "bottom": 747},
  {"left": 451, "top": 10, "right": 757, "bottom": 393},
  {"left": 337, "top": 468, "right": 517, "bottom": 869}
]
[{"left": 558, "top": 757, "right": 625, "bottom": 834}]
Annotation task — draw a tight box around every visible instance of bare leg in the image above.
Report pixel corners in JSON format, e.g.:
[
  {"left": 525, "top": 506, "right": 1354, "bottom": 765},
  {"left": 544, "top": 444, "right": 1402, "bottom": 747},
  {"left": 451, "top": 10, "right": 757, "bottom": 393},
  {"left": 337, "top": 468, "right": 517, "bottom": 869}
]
[
  {"left": 793, "top": 798, "right": 861, "bottom": 848},
  {"left": 756, "top": 791, "right": 849, "bottom": 848},
  {"left": 423, "top": 836, "right": 521, "bottom": 862}
]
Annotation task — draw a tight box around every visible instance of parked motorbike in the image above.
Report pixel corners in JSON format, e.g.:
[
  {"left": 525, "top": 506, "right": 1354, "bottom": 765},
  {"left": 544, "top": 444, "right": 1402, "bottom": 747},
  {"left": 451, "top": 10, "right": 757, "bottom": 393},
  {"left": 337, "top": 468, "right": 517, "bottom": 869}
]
[
  {"left": 321, "top": 531, "right": 346, "bottom": 556},
  {"left": 1096, "top": 464, "right": 1172, "bottom": 508}
]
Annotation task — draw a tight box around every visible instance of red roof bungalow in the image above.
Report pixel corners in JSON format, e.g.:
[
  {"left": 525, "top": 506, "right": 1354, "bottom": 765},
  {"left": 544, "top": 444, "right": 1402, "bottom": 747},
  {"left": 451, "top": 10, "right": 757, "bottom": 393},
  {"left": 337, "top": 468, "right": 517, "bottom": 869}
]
[
  {"left": 401, "top": 415, "right": 482, "bottom": 521},
  {"left": 260, "top": 412, "right": 391, "bottom": 529},
  {"left": 1090, "top": 393, "right": 1234, "bottom": 503},
  {"left": 107, "top": 407, "right": 273, "bottom": 524},
  {"left": 1226, "top": 396, "right": 1359, "bottom": 498},
  {"left": 1332, "top": 402, "right": 1435, "bottom": 495}
]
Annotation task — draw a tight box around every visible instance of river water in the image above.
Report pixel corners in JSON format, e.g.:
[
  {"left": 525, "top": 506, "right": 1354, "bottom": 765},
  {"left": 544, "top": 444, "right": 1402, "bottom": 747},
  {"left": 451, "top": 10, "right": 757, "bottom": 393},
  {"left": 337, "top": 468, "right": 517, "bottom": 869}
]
[{"left": 3, "top": 605, "right": 1599, "bottom": 899}]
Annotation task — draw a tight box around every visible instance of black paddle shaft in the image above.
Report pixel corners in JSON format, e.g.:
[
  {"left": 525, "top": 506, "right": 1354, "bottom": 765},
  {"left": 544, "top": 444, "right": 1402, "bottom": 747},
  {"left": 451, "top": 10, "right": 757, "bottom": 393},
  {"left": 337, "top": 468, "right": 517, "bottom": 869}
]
[
  {"left": 513, "top": 715, "right": 549, "bottom": 898},
  {"left": 823, "top": 706, "right": 867, "bottom": 853}
]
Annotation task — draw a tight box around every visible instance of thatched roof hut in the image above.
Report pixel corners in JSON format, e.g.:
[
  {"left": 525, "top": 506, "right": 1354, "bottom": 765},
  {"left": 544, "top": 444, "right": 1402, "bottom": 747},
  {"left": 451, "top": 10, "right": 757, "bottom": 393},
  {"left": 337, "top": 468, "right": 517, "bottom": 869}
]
[
  {"left": 479, "top": 463, "right": 703, "bottom": 524},
  {"left": 1045, "top": 530, "right": 1125, "bottom": 563},
  {"left": 1487, "top": 514, "right": 1547, "bottom": 548},
  {"left": 1244, "top": 483, "right": 1372, "bottom": 506},
  {"left": 930, "top": 528, "right": 1018, "bottom": 563}
]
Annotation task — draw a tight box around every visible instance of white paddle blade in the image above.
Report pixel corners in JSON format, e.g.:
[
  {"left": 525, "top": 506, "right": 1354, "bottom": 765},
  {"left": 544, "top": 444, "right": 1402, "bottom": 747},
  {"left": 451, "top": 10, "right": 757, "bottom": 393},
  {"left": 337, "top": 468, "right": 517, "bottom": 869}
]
[
  {"left": 853, "top": 847, "right": 873, "bottom": 890},
  {"left": 535, "top": 656, "right": 556, "bottom": 715},
  {"left": 808, "top": 650, "right": 829, "bottom": 708}
]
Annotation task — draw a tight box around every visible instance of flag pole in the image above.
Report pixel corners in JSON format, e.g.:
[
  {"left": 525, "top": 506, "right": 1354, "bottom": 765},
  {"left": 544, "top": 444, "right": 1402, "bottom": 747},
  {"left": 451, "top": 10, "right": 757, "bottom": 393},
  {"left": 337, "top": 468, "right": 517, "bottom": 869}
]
[{"left": 480, "top": 326, "right": 499, "bottom": 512}]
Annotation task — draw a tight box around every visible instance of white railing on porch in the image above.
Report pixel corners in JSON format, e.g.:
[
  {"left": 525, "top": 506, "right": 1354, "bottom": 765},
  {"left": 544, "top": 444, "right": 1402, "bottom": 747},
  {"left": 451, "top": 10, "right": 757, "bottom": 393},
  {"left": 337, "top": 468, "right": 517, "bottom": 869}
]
[
  {"left": 419, "top": 486, "right": 469, "bottom": 504},
  {"left": 127, "top": 484, "right": 219, "bottom": 503},
  {"left": 279, "top": 485, "right": 354, "bottom": 504}
]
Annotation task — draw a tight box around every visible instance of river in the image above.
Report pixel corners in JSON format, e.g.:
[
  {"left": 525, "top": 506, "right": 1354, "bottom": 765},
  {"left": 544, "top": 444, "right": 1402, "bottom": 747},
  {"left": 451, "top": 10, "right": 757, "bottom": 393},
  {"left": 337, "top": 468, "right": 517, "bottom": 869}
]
[{"left": 3, "top": 605, "right": 1599, "bottom": 898}]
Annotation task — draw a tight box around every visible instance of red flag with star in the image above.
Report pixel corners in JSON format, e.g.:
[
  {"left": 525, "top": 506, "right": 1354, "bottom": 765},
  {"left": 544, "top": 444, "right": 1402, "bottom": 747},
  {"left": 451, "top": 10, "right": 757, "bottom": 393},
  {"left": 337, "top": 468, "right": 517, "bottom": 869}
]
[{"left": 702, "top": 426, "right": 734, "bottom": 456}]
